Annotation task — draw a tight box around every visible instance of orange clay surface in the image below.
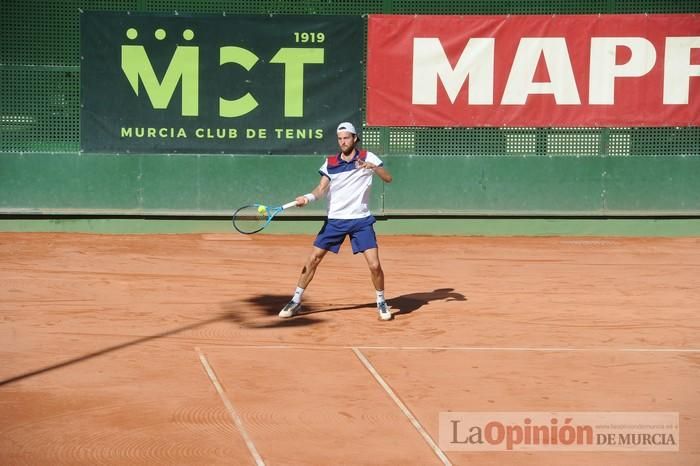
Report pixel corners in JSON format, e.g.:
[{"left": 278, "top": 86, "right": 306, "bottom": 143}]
[{"left": 0, "top": 232, "right": 698, "bottom": 465}]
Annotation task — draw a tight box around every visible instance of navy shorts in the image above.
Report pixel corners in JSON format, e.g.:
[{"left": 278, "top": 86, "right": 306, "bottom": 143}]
[{"left": 313, "top": 216, "right": 378, "bottom": 254}]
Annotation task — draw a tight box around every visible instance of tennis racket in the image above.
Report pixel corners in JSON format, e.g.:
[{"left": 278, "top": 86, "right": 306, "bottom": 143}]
[{"left": 232, "top": 201, "right": 297, "bottom": 234}]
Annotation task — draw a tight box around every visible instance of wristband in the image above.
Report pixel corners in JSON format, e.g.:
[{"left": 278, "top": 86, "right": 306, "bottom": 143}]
[{"left": 303, "top": 193, "right": 316, "bottom": 202}]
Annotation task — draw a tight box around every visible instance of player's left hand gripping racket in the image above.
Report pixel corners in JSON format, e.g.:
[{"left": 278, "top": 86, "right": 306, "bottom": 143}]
[{"left": 232, "top": 201, "right": 297, "bottom": 234}]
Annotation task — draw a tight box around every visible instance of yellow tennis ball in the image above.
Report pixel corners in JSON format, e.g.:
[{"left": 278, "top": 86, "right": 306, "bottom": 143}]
[{"left": 257, "top": 205, "right": 267, "bottom": 214}]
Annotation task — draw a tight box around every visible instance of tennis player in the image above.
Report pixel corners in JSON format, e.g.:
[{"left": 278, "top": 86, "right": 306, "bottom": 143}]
[{"left": 279, "top": 122, "right": 394, "bottom": 321}]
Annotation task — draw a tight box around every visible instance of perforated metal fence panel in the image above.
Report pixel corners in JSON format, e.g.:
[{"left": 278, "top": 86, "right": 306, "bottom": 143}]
[
  {"left": 1, "top": 0, "right": 137, "bottom": 152},
  {"left": 1, "top": 0, "right": 699, "bottom": 216}
]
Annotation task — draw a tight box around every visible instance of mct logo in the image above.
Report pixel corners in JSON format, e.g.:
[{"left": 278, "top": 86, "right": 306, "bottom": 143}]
[
  {"left": 120, "top": 26, "right": 324, "bottom": 117},
  {"left": 80, "top": 12, "right": 362, "bottom": 153}
]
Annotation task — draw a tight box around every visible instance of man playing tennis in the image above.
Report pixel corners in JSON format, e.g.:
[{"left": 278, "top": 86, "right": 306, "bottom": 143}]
[{"left": 279, "top": 122, "right": 394, "bottom": 321}]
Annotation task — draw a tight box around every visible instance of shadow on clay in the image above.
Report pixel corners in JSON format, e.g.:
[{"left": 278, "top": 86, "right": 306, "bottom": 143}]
[{"left": 229, "top": 287, "right": 467, "bottom": 329}]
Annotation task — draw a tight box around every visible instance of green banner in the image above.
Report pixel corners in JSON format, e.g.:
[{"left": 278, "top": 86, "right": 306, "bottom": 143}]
[{"left": 80, "top": 12, "right": 362, "bottom": 154}]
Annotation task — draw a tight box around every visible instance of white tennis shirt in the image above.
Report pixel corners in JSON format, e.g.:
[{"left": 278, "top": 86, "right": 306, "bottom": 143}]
[{"left": 318, "top": 149, "right": 384, "bottom": 220}]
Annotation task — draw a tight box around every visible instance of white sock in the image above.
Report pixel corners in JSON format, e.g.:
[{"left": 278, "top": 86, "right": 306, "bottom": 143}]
[
  {"left": 376, "top": 290, "right": 385, "bottom": 304},
  {"left": 292, "top": 286, "right": 305, "bottom": 304}
]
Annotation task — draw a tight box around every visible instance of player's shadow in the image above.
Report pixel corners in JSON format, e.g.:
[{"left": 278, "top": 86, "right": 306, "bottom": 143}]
[
  {"left": 238, "top": 288, "right": 466, "bottom": 327},
  {"left": 317, "top": 287, "right": 467, "bottom": 316},
  {"left": 393, "top": 287, "right": 466, "bottom": 315},
  {"left": 225, "top": 295, "right": 325, "bottom": 329}
]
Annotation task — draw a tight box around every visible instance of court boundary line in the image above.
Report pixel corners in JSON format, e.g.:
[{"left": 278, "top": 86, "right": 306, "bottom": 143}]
[
  {"left": 352, "top": 347, "right": 452, "bottom": 466},
  {"left": 196, "top": 347, "right": 265, "bottom": 466},
  {"left": 191, "top": 344, "right": 700, "bottom": 353},
  {"left": 353, "top": 346, "right": 700, "bottom": 353}
]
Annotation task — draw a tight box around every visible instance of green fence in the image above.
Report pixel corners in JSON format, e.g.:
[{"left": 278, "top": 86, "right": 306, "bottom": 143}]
[{"left": 1, "top": 0, "right": 699, "bottom": 217}]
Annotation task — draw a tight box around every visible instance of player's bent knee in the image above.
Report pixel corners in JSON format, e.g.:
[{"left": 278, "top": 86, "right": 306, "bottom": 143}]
[{"left": 367, "top": 261, "right": 382, "bottom": 273}]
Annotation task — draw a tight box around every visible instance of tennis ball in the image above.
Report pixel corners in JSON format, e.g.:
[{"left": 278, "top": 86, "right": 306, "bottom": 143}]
[{"left": 257, "top": 205, "right": 267, "bottom": 214}]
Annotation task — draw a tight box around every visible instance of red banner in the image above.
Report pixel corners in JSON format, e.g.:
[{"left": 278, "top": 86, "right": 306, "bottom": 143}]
[{"left": 367, "top": 14, "right": 700, "bottom": 127}]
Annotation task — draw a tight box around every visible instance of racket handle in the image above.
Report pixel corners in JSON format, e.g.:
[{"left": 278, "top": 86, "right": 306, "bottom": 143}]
[{"left": 282, "top": 200, "right": 298, "bottom": 210}]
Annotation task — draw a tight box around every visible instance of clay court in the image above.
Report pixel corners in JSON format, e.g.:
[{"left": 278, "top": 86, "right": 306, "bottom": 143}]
[
  {"left": 2, "top": 0, "right": 699, "bottom": 464},
  {"left": 0, "top": 232, "right": 698, "bottom": 465}
]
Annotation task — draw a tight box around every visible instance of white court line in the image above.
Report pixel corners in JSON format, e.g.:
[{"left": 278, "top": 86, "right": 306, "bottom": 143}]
[
  {"left": 353, "top": 346, "right": 700, "bottom": 353},
  {"left": 196, "top": 347, "right": 265, "bottom": 466},
  {"left": 352, "top": 347, "right": 452, "bottom": 466},
  {"left": 199, "top": 344, "right": 700, "bottom": 353}
]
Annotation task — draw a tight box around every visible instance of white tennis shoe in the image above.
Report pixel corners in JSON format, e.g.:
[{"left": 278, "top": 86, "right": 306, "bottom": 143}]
[
  {"left": 377, "top": 301, "right": 393, "bottom": 321},
  {"left": 279, "top": 300, "right": 302, "bottom": 318}
]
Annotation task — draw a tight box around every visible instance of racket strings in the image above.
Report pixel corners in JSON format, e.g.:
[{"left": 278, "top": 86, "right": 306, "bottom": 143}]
[{"left": 233, "top": 205, "right": 268, "bottom": 234}]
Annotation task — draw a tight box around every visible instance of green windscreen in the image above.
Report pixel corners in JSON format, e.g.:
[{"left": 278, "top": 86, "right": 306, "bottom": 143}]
[{"left": 1, "top": 0, "right": 699, "bottom": 217}]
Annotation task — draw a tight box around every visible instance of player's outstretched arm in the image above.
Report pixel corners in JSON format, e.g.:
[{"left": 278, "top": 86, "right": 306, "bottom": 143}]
[{"left": 295, "top": 176, "right": 330, "bottom": 206}]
